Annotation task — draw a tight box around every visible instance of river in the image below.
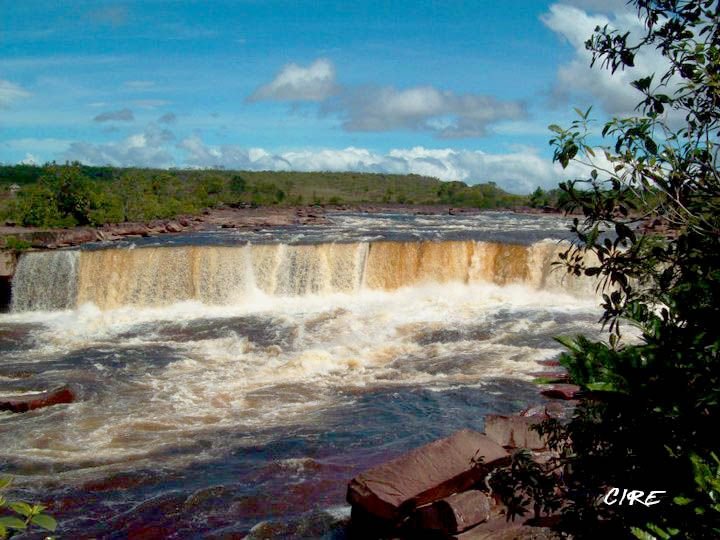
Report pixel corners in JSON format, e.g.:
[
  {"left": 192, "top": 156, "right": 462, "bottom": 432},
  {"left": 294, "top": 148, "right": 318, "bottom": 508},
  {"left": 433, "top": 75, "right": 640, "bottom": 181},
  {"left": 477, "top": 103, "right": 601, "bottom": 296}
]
[{"left": 0, "top": 212, "right": 601, "bottom": 538}]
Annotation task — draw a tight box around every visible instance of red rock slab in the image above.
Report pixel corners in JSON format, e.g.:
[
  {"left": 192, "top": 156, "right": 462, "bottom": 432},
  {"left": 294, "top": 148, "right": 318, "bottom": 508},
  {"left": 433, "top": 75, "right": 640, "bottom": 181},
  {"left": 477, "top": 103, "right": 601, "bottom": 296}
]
[
  {"left": 536, "top": 359, "right": 561, "bottom": 368},
  {"left": 528, "top": 371, "right": 570, "bottom": 383},
  {"left": 540, "top": 384, "right": 580, "bottom": 401},
  {"left": 347, "top": 430, "right": 509, "bottom": 522},
  {"left": 485, "top": 415, "right": 547, "bottom": 450},
  {"left": 0, "top": 386, "right": 75, "bottom": 413},
  {"left": 413, "top": 490, "right": 491, "bottom": 534},
  {"left": 520, "top": 402, "right": 568, "bottom": 418}
]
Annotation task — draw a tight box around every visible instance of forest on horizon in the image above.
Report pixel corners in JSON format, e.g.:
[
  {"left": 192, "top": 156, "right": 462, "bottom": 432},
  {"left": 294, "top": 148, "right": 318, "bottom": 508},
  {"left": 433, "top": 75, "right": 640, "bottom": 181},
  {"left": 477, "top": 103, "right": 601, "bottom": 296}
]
[{"left": 0, "top": 163, "right": 560, "bottom": 229}]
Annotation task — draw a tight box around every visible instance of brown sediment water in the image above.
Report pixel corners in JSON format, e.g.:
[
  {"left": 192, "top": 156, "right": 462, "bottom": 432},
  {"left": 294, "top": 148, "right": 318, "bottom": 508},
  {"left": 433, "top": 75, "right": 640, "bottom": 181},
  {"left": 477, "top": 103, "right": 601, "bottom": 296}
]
[{"left": 11, "top": 239, "right": 595, "bottom": 311}]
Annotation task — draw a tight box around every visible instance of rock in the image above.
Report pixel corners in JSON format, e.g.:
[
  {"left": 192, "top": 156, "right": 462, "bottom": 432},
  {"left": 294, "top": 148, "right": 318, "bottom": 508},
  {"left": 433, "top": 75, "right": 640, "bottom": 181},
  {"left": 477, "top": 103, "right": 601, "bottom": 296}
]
[
  {"left": 165, "top": 221, "right": 183, "bottom": 233},
  {"left": 413, "top": 490, "right": 491, "bottom": 534},
  {"left": 541, "top": 384, "right": 580, "bottom": 400},
  {"left": 537, "top": 359, "right": 561, "bottom": 368},
  {"left": 528, "top": 371, "right": 570, "bottom": 383},
  {"left": 484, "top": 415, "right": 547, "bottom": 450},
  {"left": 0, "top": 250, "right": 17, "bottom": 277},
  {"left": 0, "top": 385, "right": 75, "bottom": 413},
  {"left": 457, "top": 523, "right": 562, "bottom": 539},
  {"left": 178, "top": 217, "right": 190, "bottom": 227},
  {"left": 347, "top": 430, "right": 509, "bottom": 523},
  {"left": 519, "top": 402, "right": 567, "bottom": 418}
]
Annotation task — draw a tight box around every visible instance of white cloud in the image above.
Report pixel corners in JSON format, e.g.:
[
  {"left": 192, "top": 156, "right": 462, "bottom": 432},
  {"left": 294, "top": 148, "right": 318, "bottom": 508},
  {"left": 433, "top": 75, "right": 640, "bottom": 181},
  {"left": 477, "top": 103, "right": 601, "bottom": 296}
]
[
  {"left": 20, "top": 153, "right": 39, "bottom": 165},
  {"left": 332, "top": 86, "right": 526, "bottom": 138},
  {"left": 178, "top": 137, "right": 589, "bottom": 193},
  {"left": 62, "top": 125, "right": 175, "bottom": 167},
  {"left": 249, "top": 58, "right": 337, "bottom": 102},
  {"left": 543, "top": 4, "right": 672, "bottom": 115},
  {"left": 0, "top": 80, "right": 30, "bottom": 108}
]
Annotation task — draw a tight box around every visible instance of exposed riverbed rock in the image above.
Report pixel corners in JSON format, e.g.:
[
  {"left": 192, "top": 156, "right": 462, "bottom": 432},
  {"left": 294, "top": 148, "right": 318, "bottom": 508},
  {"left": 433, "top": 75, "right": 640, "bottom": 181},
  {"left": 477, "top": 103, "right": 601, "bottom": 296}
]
[
  {"left": 485, "top": 415, "right": 548, "bottom": 450},
  {"left": 347, "top": 430, "right": 509, "bottom": 524},
  {"left": 413, "top": 490, "right": 491, "bottom": 534},
  {"left": 541, "top": 384, "right": 581, "bottom": 401},
  {"left": 0, "top": 385, "right": 75, "bottom": 413}
]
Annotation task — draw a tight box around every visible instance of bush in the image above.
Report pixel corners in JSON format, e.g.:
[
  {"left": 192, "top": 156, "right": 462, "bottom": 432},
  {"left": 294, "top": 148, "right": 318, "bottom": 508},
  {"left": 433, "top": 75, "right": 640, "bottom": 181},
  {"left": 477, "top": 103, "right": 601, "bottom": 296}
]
[{"left": 500, "top": 2, "right": 720, "bottom": 538}]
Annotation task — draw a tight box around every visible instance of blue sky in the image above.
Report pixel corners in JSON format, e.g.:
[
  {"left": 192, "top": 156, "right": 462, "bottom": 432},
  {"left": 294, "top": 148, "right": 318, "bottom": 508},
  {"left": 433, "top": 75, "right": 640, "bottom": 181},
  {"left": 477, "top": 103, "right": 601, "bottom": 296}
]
[{"left": 1, "top": 0, "right": 654, "bottom": 193}]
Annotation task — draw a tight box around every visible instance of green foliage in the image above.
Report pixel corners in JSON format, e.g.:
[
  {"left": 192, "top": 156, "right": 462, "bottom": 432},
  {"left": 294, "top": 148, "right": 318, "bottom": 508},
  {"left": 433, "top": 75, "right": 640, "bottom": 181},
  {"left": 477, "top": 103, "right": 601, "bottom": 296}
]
[
  {"left": 1, "top": 237, "right": 31, "bottom": 251},
  {"left": 0, "top": 165, "right": 530, "bottom": 227},
  {"left": 486, "top": 450, "right": 562, "bottom": 522},
  {"left": 512, "top": 1, "right": 720, "bottom": 538},
  {"left": 0, "top": 477, "right": 57, "bottom": 539}
]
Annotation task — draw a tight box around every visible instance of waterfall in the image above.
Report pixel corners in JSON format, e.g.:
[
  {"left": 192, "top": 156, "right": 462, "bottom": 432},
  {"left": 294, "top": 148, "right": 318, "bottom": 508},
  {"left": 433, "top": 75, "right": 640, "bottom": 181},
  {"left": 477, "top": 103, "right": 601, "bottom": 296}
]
[
  {"left": 11, "top": 250, "right": 80, "bottom": 311},
  {"left": 10, "top": 240, "right": 596, "bottom": 311}
]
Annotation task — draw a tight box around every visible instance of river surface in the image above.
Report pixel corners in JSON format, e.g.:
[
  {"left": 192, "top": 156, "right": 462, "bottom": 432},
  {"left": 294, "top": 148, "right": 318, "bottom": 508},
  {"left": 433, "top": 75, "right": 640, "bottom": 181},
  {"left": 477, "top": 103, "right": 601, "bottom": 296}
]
[{"left": 0, "top": 212, "right": 602, "bottom": 538}]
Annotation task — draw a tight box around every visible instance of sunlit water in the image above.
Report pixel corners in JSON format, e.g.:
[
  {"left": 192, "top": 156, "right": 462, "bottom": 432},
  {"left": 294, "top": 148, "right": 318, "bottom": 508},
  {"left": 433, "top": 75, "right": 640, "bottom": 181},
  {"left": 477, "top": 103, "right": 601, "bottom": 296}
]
[{"left": 0, "top": 213, "right": 602, "bottom": 538}]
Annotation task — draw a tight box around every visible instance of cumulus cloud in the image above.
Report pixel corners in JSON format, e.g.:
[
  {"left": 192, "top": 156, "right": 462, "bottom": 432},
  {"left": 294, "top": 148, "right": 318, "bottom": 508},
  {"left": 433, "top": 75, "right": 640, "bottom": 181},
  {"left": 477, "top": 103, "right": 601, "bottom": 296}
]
[
  {"left": 158, "top": 112, "right": 176, "bottom": 124},
  {"left": 93, "top": 108, "right": 134, "bottom": 122},
  {"left": 0, "top": 80, "right": 30, "bottom": 108},
  {"left": 249, "top": 58, "right": 524, "bottom": 138},
  {"left": 331, "top": 86, "right": 526, "bottom": 138},
  {"left": 62, "top": 125, "right": 175, "bottom": 167},
  {"left": 249, "top": 58, "right": 337, "bottom": 102},
  {"left": 177, "top": 136, "right": 591, "bottom": 193},
  {"left": 543, "top": 4, "right": 671, "bottom": 115}
]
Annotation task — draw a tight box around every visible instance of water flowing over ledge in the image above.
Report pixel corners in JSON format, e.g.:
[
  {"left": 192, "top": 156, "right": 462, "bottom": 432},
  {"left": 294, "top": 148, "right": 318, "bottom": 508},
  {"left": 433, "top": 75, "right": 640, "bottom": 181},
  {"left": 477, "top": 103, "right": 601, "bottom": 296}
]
[{"left": 10, "top": 239, "right": 594, "bottom": 312}]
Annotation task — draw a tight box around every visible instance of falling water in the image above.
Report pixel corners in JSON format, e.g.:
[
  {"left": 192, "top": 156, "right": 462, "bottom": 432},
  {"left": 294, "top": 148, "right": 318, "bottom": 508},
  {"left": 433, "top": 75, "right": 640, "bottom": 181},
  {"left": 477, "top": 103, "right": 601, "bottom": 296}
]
[{"left": 10, "top": 240, "right": 595, "bottom": 311}]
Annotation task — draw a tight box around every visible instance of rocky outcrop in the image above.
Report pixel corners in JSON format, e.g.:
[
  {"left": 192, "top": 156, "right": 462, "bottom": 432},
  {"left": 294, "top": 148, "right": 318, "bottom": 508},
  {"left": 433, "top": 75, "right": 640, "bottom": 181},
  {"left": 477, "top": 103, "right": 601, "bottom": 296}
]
[
  {"left": 413, "top": 490, "right": 491, "bottom": 535},
  {"left": 0, "top": 385, "right": 75, "bottom": 413},
  {"left": 347, "top": 430, "right": 510, "bottom": 525},
  {"left": 540, "top": 384, "right": 580, "bottom": 400},
  {"left": 485, "top": 415, "right": 548, "bottom": 450},
  {"left": 347, "top": 430, "right": 508, "bottom": 523}
]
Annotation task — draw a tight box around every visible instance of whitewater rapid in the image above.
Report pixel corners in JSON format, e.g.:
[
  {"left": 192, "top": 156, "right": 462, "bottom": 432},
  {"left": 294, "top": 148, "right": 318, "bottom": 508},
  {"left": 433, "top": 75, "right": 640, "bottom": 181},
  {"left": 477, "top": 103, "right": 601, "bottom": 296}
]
[{"left": 0, "top": 213, "right": 603, "bottom": 536}]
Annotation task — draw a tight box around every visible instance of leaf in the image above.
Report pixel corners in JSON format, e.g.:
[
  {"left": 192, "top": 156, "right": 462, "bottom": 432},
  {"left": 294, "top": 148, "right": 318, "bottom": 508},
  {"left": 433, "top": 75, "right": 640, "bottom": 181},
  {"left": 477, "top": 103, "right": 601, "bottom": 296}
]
[
  {"left": 9, "top": 501, "right": 33, "bottom": 517},
  {"left": 631, "top": 527, "right": 657, "bottom": 540},
  {"left": 0, "top": 478, "right": 11, "bottom": 490},
  {"left": 586, "top": 381, "right": 624, "bottom": 393},
  {"left": 548, "top": 124, "right": 564, "bottom": 134},
  {"left": 0, "top": 516, "right": 27, "bottom": 530},
  {"left": 30, "top": 514, "right": 57, "bottom": 532}
]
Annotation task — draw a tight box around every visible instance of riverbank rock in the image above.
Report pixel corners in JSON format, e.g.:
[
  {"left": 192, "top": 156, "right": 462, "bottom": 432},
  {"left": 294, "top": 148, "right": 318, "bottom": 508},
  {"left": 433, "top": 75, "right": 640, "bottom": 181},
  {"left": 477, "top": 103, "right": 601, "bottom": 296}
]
[
  {"left": 485, "top": 415, "right": 547, "bottom": 450},
  {"left": 0, "top": 385, "right": 75, "bottom": 413},
  {"left": 347, "top": 430, "right": 508, "bottom": 524},
  {"left": 413, "top": 490, "right": 491, "bottom": 534},
  {"left": 541, "top": 384, "right": 580, "bottom": 401}
]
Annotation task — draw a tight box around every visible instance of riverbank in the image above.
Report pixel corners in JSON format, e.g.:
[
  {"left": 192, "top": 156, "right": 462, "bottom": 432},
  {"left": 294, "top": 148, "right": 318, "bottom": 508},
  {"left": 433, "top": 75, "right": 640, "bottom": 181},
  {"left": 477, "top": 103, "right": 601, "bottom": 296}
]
[{"left": 0, "top": 203, "right": 561, "bottom": 256}]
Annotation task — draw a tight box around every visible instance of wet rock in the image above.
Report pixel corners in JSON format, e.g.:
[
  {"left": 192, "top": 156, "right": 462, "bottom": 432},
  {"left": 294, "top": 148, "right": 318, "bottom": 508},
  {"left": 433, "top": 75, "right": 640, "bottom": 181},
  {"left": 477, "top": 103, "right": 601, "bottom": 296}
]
[
  {"left": 413, "top": 490, "right": 491, "bottom": 534},
  {"left": 537, "top": 359, "right": 561, "bottom": 368},
  {"left": 347, "top": 430, "right": 509, "bottom": 523},
  {"left": 0, "top": 385, "right": 75, "bottom": 413},
  {"left": 541, "top": 384, "right": 580, "bottom": 401},
  {"left": 484, "top": 415, "right": 547, "bottom": 450}
]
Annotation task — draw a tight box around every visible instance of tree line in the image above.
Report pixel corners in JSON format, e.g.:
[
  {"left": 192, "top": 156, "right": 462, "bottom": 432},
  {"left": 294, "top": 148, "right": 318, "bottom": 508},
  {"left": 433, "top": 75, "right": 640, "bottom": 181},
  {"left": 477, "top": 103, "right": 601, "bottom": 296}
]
[{"left": 0, "top": 164, "right": 532, "bottom": 228}]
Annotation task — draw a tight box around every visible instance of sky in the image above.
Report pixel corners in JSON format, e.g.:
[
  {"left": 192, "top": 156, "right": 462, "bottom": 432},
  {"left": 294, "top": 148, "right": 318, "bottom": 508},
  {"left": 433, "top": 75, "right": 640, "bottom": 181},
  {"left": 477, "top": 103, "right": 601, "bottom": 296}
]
[{"left": 0, "top": 0, "right": 659, "bottom": 193}]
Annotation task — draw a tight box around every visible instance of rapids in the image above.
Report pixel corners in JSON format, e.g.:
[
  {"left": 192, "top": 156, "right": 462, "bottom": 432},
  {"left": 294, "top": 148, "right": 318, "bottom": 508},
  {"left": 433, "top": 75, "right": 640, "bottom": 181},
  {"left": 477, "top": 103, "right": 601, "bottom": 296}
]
[{"left": 0, "top": 212, "right": 602, "bottom": 538}]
